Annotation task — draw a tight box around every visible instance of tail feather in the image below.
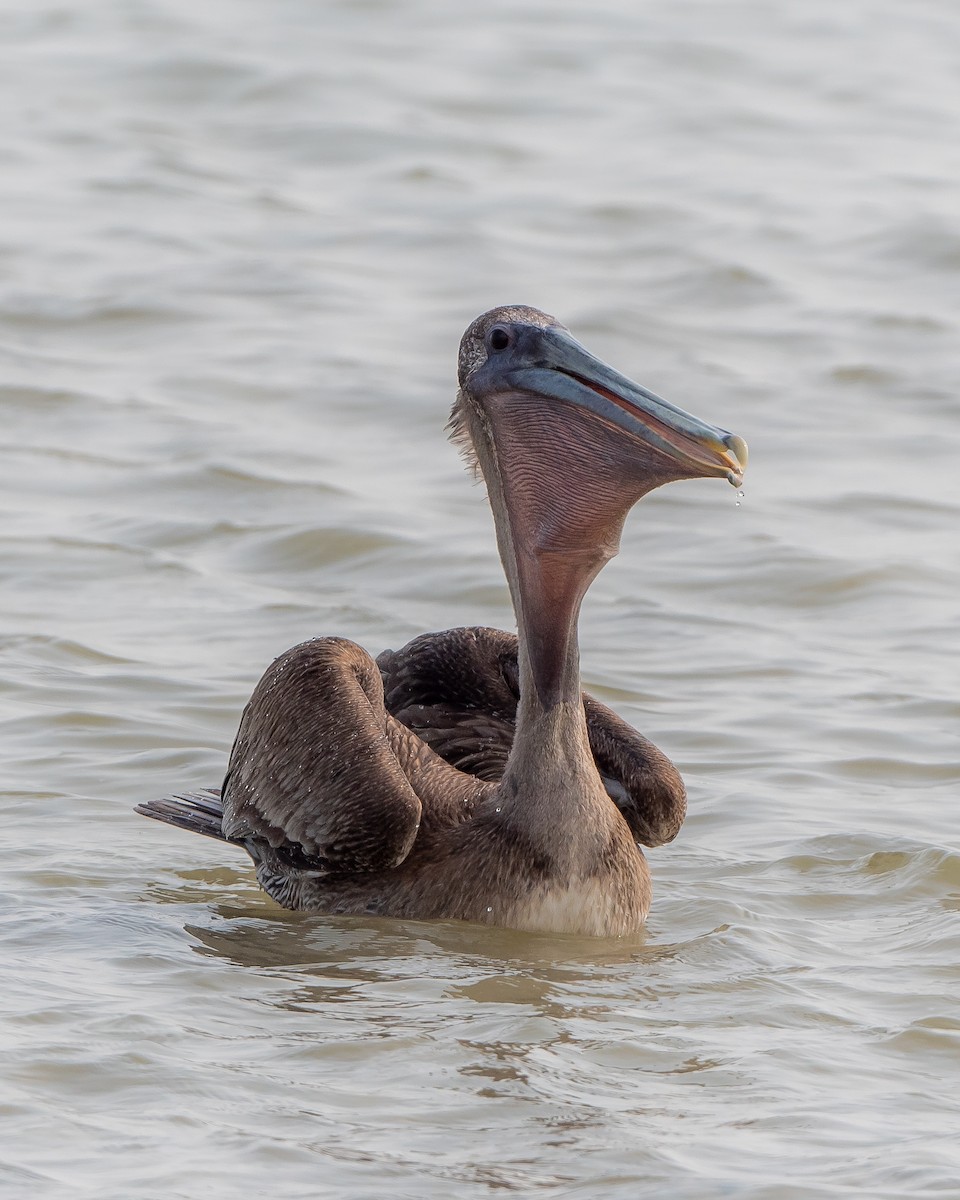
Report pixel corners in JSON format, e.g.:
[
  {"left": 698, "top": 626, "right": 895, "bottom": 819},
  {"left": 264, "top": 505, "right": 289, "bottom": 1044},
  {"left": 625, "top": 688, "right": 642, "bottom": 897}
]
[{"left": 135, "top": 788, "right": 228, "bottom": 842}]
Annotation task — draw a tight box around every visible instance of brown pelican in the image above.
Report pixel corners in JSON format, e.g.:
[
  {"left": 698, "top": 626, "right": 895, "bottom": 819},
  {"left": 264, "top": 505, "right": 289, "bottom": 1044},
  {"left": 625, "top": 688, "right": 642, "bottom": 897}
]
[{"left": 137, "top": 306, "right": 746, "bottom": 936}]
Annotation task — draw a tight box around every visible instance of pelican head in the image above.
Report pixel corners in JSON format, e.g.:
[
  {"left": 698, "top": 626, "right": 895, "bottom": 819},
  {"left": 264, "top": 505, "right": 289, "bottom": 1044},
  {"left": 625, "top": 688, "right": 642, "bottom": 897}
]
[{"left": 451, "top": 305, "right": 748, "bottom": 705}]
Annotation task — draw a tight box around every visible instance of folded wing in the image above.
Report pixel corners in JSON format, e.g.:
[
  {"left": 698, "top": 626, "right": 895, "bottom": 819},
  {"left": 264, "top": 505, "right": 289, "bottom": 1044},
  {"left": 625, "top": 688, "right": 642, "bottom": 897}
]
[{"left": 379, "top": 626, "right": 686, "bottom": 847}]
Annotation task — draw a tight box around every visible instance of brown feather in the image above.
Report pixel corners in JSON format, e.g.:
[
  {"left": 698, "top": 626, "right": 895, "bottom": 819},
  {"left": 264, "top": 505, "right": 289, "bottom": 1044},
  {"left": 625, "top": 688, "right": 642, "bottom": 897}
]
[{"left": 133, "top": 304, "right": 738, "bottom": 936}]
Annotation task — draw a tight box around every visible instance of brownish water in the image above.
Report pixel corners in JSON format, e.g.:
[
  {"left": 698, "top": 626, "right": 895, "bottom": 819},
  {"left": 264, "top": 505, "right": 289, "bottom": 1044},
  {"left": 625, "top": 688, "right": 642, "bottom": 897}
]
[{"left": 1, "top": 1, "right": 958, "bottom": 1196}]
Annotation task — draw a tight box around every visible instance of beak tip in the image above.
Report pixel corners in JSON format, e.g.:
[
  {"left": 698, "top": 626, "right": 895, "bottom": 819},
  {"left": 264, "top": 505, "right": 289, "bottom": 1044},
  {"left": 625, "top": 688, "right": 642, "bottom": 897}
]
[{"left": 722, "top": 433, "right": 749, "bottom": 485}]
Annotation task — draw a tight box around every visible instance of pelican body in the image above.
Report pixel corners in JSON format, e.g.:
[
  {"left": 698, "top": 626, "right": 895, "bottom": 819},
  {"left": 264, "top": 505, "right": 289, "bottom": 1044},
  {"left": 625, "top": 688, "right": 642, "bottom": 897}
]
[{"left": 137, "top": 306, "right": 747, "bottom": 936}]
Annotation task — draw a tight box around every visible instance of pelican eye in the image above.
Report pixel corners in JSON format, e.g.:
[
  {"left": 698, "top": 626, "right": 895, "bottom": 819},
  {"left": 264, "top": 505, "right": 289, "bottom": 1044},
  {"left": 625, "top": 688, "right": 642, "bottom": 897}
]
[{"left": 488, "top": 326, "right": 511, "bottom": 352}]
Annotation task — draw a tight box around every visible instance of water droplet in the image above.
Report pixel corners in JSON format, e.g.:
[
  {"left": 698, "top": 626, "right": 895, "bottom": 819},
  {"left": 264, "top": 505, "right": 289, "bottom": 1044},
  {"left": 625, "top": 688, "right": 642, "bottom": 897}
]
[
  {"left": 735, "top": 489, "right": 745, "bottom": 508},
  {"left": 486, "top": 906, "right": 493, "bottom": 914}
]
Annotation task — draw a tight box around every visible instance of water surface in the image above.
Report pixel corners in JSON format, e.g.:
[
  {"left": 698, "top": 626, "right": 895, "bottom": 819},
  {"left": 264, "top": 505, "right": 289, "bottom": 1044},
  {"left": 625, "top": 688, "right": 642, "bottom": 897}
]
[{"left": 1, "top": 1, "right": 958, "bottom": 1196}]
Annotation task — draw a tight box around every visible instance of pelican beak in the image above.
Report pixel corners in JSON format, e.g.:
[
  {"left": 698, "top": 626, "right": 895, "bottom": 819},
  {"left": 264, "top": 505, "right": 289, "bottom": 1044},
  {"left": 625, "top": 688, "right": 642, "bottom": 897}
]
[{"left": 501, "top": 327, "right": 748, "bottom": 487}]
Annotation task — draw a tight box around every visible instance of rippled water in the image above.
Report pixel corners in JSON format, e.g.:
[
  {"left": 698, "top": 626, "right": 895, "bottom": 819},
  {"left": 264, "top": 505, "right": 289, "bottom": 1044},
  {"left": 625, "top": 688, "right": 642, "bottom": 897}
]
[{"left": 2, "top": 0, "right": 958, "bottom": 1196}]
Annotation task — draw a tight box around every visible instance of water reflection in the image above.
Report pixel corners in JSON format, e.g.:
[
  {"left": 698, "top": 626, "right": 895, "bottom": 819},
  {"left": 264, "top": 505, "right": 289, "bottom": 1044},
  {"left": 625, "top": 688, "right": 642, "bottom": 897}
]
[{"left": 183, "top": 908, "right": 656, "bottom": 977}]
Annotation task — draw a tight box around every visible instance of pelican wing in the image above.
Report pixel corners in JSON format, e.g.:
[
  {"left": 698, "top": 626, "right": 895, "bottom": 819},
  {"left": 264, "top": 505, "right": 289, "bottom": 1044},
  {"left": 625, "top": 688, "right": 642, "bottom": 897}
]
[
  {"left": 378, "top": 627, "right": 519, "bottom": 782},
  {"left": 582, "top": 694, "right": 686, "bottom": 846},
  {"left": 220, "top": 637, "right": 424, "bottom": 872},
  {"left": 379, "top": 626, "right": 685, "bottom": 847}
]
